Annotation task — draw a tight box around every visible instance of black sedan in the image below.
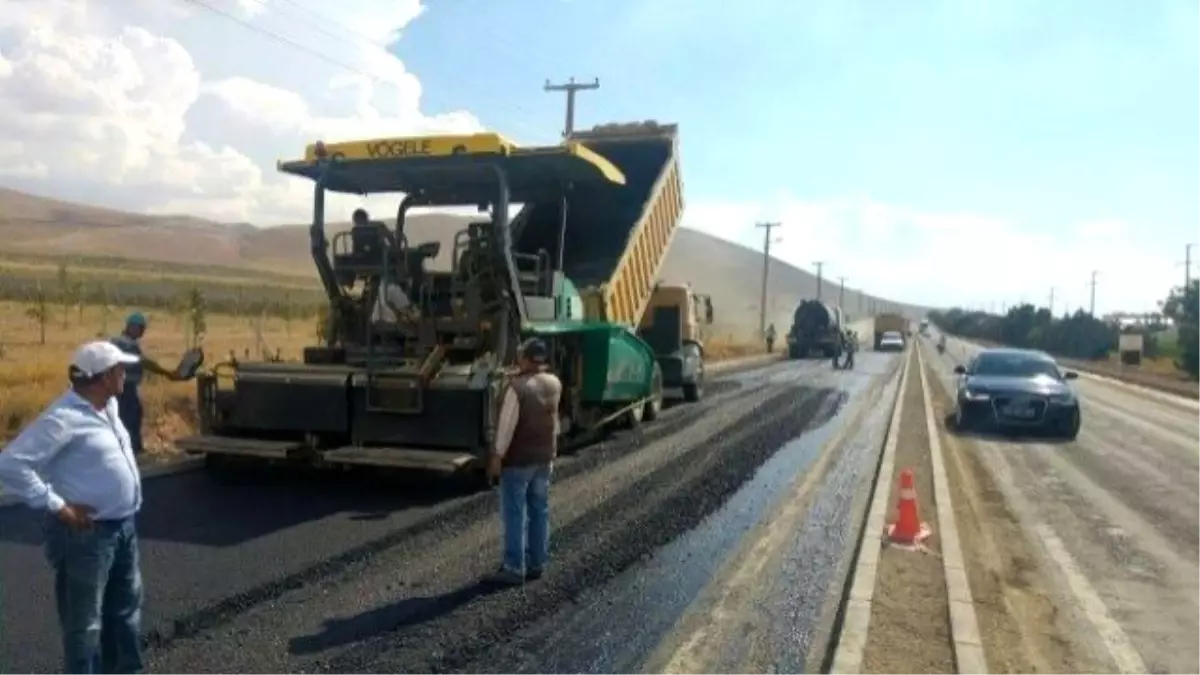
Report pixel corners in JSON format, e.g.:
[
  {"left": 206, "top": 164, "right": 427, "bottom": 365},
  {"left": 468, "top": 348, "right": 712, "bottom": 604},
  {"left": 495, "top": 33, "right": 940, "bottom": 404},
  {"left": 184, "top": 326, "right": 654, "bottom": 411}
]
[{"left": 951, "top": 347, "right": 1082, "bottom": 440}]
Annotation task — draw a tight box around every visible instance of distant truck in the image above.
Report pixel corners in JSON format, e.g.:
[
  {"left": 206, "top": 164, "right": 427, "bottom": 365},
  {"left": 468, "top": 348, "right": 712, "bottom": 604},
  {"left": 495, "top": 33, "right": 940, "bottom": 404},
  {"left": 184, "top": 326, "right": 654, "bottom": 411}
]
[
  {"left": 787, "top": 300, "right": 844, "bottom": 359},
  {"left": 874, "top": 313, "right": 908, "bottom": 350},
  {"left": 919, "top": 318, "right": 930, "bottom": 336}
]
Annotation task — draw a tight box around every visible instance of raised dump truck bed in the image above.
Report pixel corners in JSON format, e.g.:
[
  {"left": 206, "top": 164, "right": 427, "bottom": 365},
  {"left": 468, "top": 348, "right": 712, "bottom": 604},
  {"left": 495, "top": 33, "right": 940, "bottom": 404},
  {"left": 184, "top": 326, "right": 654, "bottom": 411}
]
[{"left": 511, "top": 122, "right": 684, "bottom": 328}]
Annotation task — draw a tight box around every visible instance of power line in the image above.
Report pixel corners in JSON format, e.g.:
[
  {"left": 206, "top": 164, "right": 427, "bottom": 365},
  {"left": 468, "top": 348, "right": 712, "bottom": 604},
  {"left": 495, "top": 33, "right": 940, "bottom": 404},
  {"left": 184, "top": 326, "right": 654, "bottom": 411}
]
[{"left": 544, "top": 77, "right": 600, "bottom": 137}]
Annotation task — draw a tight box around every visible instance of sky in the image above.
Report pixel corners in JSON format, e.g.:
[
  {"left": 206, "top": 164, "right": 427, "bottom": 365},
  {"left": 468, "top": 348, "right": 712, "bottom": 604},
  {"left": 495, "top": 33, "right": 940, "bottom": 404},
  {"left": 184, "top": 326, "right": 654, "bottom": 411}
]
[{"left": 0, "top": 0, "right": 1196, "bottom": 314}]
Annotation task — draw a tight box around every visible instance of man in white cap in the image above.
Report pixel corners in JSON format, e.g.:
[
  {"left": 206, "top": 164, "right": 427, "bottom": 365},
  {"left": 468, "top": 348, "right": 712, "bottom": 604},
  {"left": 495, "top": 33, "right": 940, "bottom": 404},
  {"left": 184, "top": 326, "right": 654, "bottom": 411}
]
[{"left": 0, "top": 340, "right": 146, "bottom": 674}]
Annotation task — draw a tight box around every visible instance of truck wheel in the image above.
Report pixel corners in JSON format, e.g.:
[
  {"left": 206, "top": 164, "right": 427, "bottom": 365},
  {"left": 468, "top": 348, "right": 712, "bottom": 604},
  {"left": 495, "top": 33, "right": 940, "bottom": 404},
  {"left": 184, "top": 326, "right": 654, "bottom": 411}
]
[
  {"left": 625, "top": 401, "right": 645, "bottom": 428},
  {"left": 682, "top": 365, "right": 704, "bottom": 402},
  {"left": 644, "top": 365, "right": 664, "bottom": 421}
]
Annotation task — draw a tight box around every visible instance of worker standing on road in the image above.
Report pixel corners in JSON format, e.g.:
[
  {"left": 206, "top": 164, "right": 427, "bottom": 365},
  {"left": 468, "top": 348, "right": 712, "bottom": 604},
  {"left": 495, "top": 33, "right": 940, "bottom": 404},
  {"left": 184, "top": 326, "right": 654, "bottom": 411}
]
[
  {"left": 843, "top": 329, "right": 857, "bottom": 369},
  {"left": 0, "top": 340, "right": 146, "bottom": 674},
  {"left": 111, "top": 312, "right": 187, "bottom": 456},
  {"left": 485, "top": 338, "right": 563, "bottom": 586},
  {"left": 765, "top": 323, "right": 777, "bottom": 353}
]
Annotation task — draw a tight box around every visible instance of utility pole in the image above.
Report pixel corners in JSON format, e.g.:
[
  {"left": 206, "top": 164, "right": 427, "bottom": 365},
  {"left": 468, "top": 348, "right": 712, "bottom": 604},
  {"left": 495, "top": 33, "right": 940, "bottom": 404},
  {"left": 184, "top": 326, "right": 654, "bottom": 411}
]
[
  {"left": 544, "top": 77, "right": 600, "bottom": 137},
  {"left": 814, "top": 261, "right": 826, "bottom": 302},
  {"left": 1048, "top": 286, "right": 1055, "bottom": 315},
  {"left": 1087, "top": 270, "right": 1100, "bottom": 316},
  {"left": 838, "top": 276, "right": 847, "bottom": 310},
  {"left": 756, "top": 222, "right": 781, "bottom": 337},
  {"left": 1186, "top": 243, "right": 1196, "bottom": 288}
]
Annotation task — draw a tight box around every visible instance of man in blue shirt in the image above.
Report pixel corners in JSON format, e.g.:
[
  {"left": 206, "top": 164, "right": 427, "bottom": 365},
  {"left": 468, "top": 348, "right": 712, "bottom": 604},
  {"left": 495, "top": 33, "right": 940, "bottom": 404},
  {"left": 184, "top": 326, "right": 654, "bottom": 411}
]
[
  {"left": 0, "top": 340, "right": 146, "bottom": 674},
  {"left": 111, "top": 312, "right": 186, "bottom": 456}
]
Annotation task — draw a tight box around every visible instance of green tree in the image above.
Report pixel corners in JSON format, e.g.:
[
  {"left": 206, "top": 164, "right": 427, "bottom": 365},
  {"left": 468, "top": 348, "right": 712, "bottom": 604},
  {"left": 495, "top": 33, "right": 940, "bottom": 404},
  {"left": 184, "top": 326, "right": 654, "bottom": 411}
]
[
  {"left": 56, "top": 262, "right": 72, "bottom": 328},
  {"left": 1162, "top": 280, "right": 1198, "bottom": 379},
  {"left": 185, "top": 286, "right": 208, "bottom": 351}
]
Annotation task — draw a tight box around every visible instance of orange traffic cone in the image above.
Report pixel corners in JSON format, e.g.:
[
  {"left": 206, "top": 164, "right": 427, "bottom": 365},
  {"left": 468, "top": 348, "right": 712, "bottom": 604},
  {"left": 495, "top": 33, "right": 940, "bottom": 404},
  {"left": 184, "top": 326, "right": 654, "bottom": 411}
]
[{"left": 887, "top": 468, "right": 931, "bottom": 545}]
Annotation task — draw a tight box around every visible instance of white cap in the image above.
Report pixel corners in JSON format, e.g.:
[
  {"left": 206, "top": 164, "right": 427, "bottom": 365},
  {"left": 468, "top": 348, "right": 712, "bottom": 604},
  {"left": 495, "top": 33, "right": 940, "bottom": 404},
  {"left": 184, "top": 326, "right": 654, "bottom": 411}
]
[{"left": 70, "top": 340, "right": 140, "bottom": 378}]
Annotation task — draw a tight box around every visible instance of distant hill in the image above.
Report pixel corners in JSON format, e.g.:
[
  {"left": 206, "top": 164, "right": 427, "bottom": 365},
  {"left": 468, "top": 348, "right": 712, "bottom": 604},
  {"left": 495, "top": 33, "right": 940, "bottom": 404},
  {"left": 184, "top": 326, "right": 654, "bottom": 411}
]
[{"left": 0, "top": 186, "right": 929, "bottom": 341}]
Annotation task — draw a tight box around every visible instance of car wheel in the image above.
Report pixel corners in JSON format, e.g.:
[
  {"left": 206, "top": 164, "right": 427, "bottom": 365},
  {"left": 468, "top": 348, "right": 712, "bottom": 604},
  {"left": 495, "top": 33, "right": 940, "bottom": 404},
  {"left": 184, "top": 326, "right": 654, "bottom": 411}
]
[
  {"left": 1057, "top": 408, "right": 1081, "bottom": 441},
  {"left": 954, "top": 405, "right": 970, "bottom": 432}
]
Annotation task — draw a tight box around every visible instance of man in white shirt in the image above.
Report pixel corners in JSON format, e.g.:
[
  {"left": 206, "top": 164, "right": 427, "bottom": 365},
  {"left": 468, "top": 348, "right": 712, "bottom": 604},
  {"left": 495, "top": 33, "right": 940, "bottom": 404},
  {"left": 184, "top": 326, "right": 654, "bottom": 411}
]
[
  {"left": 371, "top": 279, "right": 416, "bottom": 325},
  {"left": 0, "top": 341, "right": 145, "bottom": 674}
]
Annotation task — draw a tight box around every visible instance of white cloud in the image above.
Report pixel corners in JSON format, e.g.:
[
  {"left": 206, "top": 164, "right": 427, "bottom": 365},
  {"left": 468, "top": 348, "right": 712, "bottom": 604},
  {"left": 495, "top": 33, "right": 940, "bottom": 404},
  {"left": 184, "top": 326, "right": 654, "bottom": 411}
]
[
  {"left": 683, "top": 195, "right": 1182, "bottom": 315},
  {"left": 0, "top": 0, "right": 1183, "bottom": 315},
  {"left": 0, "top": 0, "right": 484, "bottom": 223}
]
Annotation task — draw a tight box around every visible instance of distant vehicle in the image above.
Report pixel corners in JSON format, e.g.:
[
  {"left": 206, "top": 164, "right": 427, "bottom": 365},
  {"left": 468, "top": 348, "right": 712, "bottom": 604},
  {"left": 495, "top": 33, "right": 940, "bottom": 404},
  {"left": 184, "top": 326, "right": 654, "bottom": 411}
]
[
  {"left": 919, "top": 319, "right": 930, "bottom": 336},
  {"left": 951, "top": 348, "right": 1081, "bottom": 439},
  {"left": 787, "top": 299, "right": 844, "bottom": 359},
  {"left": 873, "top": 313, "right": 907, "bottom": 349},
  {"left": 877, "top": 330, "right": 905, "bottom": 352}
]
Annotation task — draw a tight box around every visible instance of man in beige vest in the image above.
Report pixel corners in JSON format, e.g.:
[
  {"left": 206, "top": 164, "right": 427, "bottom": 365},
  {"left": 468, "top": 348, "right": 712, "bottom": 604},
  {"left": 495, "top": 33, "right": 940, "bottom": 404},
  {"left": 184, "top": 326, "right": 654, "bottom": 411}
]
[{"left": 485, "top": 338, "right": 563, "bottom": 586}]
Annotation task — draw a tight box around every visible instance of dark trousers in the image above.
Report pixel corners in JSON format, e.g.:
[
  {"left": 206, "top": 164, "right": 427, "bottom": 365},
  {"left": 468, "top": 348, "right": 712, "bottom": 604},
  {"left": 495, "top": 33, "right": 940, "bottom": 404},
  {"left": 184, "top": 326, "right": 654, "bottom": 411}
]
[
  {"left": 44, "top": 516, "right": 144, "bottom": 674},
  {"left": 117, "top": 387, "right": 143, "bottom": 455}
]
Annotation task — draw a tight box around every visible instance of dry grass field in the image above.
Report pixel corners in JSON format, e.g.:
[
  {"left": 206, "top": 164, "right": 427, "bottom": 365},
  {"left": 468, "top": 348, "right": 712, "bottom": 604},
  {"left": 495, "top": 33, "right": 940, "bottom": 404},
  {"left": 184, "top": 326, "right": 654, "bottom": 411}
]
[
  {"left": 0, "top": 302, "right": 317, "bottom": 453},
  {"left": 0, "top": 300, "right": 765, "bottom": 456}
]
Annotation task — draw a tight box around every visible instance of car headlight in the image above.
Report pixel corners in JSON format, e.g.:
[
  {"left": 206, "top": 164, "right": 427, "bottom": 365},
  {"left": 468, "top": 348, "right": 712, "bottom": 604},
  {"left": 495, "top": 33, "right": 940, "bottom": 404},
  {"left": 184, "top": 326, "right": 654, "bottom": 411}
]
[
  {"left": 1048, "top": 392, "right": 1075, "bottom": 405},
  {"left": 963, "top": 390, "right": 990, "bottom": 401}
]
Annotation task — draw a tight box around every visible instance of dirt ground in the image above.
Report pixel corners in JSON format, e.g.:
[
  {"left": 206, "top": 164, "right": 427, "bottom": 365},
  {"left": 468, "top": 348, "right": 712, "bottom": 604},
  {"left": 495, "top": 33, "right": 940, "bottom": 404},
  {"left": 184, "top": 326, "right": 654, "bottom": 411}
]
[
  {"left": 924, "top": 359, "right": 1102, "bottom": 674},
  {"left": 861, "top": 349, "right": 955, "bottom": 674}
]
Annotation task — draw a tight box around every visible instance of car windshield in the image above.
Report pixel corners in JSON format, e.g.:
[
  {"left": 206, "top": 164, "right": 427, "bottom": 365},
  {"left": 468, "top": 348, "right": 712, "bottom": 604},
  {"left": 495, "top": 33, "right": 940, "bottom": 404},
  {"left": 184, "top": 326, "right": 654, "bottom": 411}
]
[
  {"left": 883, "top": 331, "right": 901, "bottom": 339},
  {"left": 971, "top": 353, "right": 1061, "bottom": 379}
]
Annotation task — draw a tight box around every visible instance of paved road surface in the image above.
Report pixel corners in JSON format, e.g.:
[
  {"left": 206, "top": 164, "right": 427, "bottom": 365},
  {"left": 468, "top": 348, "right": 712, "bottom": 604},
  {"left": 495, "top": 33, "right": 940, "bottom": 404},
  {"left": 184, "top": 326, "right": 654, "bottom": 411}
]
[
  {"left": 930, "top": 333, "right": 1199, "bottom": 674},
  {"left": 0, "top": 353, "right": 901, "bottom": 674}
]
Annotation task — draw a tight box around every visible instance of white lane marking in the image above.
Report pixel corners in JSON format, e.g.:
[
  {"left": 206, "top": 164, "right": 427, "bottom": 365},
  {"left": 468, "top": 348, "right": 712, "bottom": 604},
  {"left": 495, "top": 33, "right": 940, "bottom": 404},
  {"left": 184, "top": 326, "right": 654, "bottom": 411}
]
[
  {"left": 829, "top": 347, "right": 912, "bottom": 674},
  {"left": 916, "top": 342, "right": 988, "bottom": 674}
]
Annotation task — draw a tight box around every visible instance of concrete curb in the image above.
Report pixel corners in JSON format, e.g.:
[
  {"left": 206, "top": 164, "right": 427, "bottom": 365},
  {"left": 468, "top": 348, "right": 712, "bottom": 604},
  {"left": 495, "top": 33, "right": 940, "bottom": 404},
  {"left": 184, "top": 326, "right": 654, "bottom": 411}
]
[
  {"left": 916, "top": 341, "right": 989, "bottom": 674},
  {"left": 0, "top": 456, "right": 204, "bottom": 508},
  {"left": 829, "top": 344, "right": 912, "bottom": 674}
]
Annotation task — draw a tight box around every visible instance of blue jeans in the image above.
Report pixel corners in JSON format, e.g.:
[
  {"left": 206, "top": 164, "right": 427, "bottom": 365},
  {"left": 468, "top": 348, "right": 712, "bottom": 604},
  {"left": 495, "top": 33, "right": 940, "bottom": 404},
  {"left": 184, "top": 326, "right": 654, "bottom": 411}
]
[
  {"left": 44, "top": 516, "right": 144, "bottom": 674},
  {"left": 117, "top": 387, "right": 143, "bottom": 456},
  {"left": 499, "top": 463, "right": 552, "bottom": 574}
]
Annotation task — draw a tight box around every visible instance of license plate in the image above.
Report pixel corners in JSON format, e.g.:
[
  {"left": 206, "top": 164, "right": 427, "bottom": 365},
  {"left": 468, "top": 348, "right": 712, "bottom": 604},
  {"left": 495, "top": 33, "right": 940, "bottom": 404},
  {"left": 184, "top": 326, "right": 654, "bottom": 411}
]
[{"left": 1003, "top": 403, "right": 1036, "bottom": 418}]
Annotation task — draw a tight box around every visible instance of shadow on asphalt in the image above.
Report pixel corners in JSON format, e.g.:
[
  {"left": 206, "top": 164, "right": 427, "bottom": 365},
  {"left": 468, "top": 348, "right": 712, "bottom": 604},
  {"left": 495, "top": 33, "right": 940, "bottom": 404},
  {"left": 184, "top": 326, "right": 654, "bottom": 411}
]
[
  {"left": 288, "top": 580, "right": 502, "bottom": 655},
  {"left": 0, "top": 467, "right": 475, "bottom": 549},
  {"left": 0, "top": 379, "right": 751, "bottom": 551},
  {"left": 940, "top": 412, "right": 1072, "bottom": 446}
]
